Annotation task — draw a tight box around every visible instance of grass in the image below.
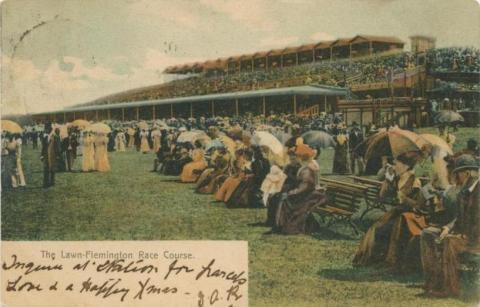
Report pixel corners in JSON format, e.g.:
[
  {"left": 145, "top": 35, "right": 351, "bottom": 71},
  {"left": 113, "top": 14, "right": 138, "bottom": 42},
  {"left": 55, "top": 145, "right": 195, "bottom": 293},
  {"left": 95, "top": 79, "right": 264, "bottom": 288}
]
[{"left": 2, "top": 127, "right": 479, "bottom": 306}]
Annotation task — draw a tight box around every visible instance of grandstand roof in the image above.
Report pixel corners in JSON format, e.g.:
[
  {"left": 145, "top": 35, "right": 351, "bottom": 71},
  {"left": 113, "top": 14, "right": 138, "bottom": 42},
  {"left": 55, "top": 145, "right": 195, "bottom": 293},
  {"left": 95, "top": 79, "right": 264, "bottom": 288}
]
[
  {"left": 36, "top": 85, "right": 347, "bottom": 115},
  {"left": 350, "top": 35, "right": 404, "bottom": 44},
  {"left": 164, "top": 34, "right": 404, "bottom": 74},
  {"left": 331, "top": 38, "right": 351, "bottom": 47}
]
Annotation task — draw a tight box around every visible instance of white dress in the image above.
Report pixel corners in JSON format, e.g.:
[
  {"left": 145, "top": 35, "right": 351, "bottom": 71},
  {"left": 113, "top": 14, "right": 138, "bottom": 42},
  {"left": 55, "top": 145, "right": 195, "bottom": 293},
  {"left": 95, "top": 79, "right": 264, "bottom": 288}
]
[
  {"left": 115, "top": 132, "right": 126, "bottom": 152},
  {"left": 15, "top": 138, "right": 26, "bottom": 186}
]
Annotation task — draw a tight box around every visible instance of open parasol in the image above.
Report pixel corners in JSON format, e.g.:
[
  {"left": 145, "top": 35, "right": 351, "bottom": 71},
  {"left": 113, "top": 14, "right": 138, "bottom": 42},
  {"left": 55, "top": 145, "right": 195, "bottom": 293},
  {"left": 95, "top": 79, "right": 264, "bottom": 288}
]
[
  {"left": 87, "top": 123, "right": 112, "bottom": 134},
  {"left": 177, "top": 130, "right": 211, "bottom": 144},
  {"left": 252, "top": 131, "right": 284, "bottom": 155},
  {"left": 420, "top": 133, "right": 453, "bottom": 155},
  {"left": 365, "top": 128, "right": 430, "bottom": 160},
  {"left": 271, "top": 130, "right": 292, "bottom": 145},
  {"left": 301, "top": 130, "right": 335, "bottom": 149},
  {"left": 137, "top": 121, "right": 149, "bottom": 130},
  {"left": 69, "top": 119, "right": 90, "bottom": 130},
  {"left": 434, "top": 110, "right": 464, "bottom": 126},
  {"left": 1, "top": 120, "right": 23, "bottom": 133},
  {"left": 388, "top": 128, "right": 430, "bottom": 158},
  {"left": 217, "top": 135, "right": 236, "bottom": 153}
]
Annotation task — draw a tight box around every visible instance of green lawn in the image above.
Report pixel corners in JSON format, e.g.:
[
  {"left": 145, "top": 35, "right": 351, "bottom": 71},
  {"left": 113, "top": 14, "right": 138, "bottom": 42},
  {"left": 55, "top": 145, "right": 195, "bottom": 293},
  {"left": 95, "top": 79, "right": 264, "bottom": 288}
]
[{"left": 2, "top": 127, "right": 479, "bottom": 306}]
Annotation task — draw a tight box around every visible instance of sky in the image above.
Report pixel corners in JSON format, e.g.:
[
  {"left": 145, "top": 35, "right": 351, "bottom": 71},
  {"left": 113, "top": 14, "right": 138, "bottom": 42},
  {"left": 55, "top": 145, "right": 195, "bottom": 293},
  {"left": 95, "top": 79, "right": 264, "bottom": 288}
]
[{"left": 1, "top": 0, "right": 479, "bottom": 115}]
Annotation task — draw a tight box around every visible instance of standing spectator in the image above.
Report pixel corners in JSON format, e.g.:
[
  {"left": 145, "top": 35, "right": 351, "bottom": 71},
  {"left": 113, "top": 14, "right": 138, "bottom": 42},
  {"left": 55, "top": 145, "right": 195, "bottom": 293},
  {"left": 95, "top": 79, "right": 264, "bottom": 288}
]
[
  {"left": 349, "top": 122, "right": 364, "bottom": 175},
  {"left": 14, "top": 134, "right": 26, "bottom": 187},
  {"left": 31, "top": 128, "right": 38, "bottom": 149},
  {"left": 41, "top": 123, "right": 61, "bottom": 188},
  {"left": 65, "top": 128, "right": 78, "bottom": 172},
  {"left": 332, "top": 128, "right": 349, "bottom": 174}
]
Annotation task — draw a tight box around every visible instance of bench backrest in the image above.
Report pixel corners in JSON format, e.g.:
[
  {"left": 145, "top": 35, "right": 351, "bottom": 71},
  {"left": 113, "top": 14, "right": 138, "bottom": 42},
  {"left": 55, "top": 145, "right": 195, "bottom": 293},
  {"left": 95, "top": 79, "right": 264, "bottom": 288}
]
[
  {"left": 348, "top": 176, "right": 382, "bottom": 202},
  {"left": 319, "top": 178, "right": 367, "bottom": 213}
]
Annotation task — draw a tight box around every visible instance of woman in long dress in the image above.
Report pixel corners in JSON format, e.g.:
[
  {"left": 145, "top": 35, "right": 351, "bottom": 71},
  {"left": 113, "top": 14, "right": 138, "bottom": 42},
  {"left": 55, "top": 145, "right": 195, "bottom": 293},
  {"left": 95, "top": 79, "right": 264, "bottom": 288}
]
[
  {"left": 271, "top": 144, "right": 327, "bottom": 234},
  {"left": 332, "top": 131, "right": 349, "bottom": 174},
  {"left": 227, "top": 146, "right": 270, "bottom": 208},
  {"left": 127, "top": 128, "right": 135, "bottom": 148},
  {"left": 82, "top": 132, "right": 95, "bottom": 172},
  {"left": 215, "top": 149, "right": 247, "bottom": 202},
  {"left": 94, "top": 133, "right": 110, "bottom": 172},
  {"left": 196, "top": 148, "right": 231, "bottom": 194},
  {"left": 3, "top": 136, "right": 18, "bottom": 189},
  {"left": 180, "top": 141, "right": 207, "bottom": 183},
  {"left": 353, "top": 152, "right": 428, "bottom": 269},
  {"left": 140, "top": 129, "right": 150, "bottom": 153},
  {"left": 15, "top": 134, "right": 26, "bottom": 187},
  {"left": 152, "top": 128, "right": 161, "bottom": 153},
  {"left": 115, "top": 130, "right": 126, "bottom": 152}
]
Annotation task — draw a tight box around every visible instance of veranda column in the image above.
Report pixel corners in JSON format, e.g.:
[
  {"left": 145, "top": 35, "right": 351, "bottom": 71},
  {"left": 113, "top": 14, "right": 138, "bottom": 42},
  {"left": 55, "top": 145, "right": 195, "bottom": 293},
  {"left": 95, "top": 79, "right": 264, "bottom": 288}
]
[
  {"left": 324, "top": 96, "right": 327, "bottom": 113},
  {"left": 136, "top": 107, "right": 139, "bottom": 121},
  {"left": 235, "top": 99, "right": 239, "bottom": 117},
  {"left": 211, "top": 101, "right": 215, "bottom": 117},
  {"left": 63, "top": 112, "right": 66, "bottom": 123},
  {"left": 190, "top": 102, "right": 193, "bottom": 118},
  {"left": 170, "top": 104, "right": 173, "bottom": 118},
  {"left": 152, "top": 105, "right": 155, "bottom": 120},
  {"left": 122, "top": 108, "right": 125, "bottom": 121}
]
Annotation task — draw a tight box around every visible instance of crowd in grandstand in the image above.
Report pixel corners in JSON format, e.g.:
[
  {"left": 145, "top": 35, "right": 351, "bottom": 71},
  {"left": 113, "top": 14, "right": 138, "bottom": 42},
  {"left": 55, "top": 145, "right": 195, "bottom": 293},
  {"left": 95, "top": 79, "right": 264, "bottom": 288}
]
[
  {"left": 75, "top": 47, "right": 479, "bottom": 109},
  {"left": 427, "top": 47, "right": 480, "bottom": 73}
]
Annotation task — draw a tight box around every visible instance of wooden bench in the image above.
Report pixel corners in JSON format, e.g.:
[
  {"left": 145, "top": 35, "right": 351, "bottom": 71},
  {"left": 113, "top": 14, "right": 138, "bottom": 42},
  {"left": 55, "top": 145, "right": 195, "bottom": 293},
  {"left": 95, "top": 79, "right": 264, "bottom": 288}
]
[
  {"left": 348, "top": 176, "right": 394, "bottom": 219},
  {"left": 312, "top": 178, "right": 370, "bottom": 235}
]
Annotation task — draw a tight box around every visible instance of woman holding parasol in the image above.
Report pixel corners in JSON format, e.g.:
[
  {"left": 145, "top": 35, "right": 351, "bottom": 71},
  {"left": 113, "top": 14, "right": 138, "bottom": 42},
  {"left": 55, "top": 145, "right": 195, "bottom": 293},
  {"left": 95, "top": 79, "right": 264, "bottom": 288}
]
[{"left": 353, "top": 129, "right": 432, "bottom": 270}]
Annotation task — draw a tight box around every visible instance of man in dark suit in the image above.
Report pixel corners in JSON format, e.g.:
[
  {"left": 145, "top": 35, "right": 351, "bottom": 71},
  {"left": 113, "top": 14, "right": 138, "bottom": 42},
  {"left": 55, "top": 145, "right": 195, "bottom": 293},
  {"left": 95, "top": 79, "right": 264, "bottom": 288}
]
[
  {"left": 349, "top": 122, "right": 364, "bottom": 175},
  {"left": 41, "top": 123, "right": 61, "bottom": 188},
  {"left": 65, "top": 128, "right": 78, "bottom": 172},
  {"left": 31, "top": 128, "right": 38, "bottom": 149}
]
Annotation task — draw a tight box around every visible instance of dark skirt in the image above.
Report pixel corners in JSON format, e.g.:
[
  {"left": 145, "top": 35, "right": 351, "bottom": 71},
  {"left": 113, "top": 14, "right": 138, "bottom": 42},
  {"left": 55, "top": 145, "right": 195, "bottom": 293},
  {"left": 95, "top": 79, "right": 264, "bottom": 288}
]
[
  {"left": 275, "top": 190, "right": 327, "bottom": 235},
  {"left": 226, "top": 177, "right": 263, "bottom": 208},
  {"left": 333, "top": 145, "right": 348, "bottom": 174}
]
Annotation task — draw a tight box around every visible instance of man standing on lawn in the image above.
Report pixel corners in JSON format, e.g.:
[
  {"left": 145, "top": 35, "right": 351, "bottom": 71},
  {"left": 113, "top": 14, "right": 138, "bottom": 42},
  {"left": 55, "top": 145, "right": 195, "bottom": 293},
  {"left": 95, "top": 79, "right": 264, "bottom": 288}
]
[{"left": 41, "top": 123, "right": 61, "bottom": 188}]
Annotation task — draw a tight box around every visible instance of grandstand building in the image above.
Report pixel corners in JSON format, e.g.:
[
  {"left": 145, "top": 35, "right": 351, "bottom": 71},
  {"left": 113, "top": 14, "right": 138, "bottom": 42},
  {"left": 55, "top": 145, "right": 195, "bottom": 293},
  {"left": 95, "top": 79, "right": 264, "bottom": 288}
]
[
  {"left": 31, "top": 34, "right": 479, "bottom": 128},
  {"left": 164, "top": 35, "right": 405, "bottom": 75}
]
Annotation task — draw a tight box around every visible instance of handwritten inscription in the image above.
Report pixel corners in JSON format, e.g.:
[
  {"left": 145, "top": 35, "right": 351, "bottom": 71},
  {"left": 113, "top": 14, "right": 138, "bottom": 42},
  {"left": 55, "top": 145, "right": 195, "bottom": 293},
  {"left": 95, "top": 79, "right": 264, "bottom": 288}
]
[{"left": 2, "top": 250, "right": 247, "bottom": 306}]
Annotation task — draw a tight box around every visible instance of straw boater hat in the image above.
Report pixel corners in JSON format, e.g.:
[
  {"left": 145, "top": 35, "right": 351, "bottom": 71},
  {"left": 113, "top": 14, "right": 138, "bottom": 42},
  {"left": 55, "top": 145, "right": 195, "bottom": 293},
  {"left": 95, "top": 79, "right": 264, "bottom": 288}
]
[{"left": 453, "top": 154, "right": 479, "bottom": 173}]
